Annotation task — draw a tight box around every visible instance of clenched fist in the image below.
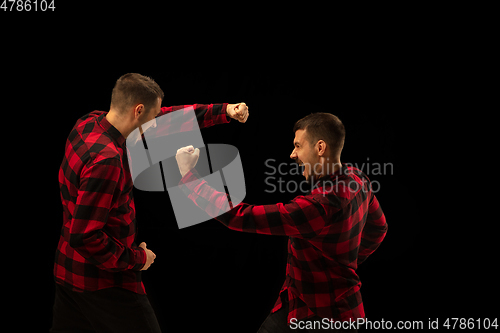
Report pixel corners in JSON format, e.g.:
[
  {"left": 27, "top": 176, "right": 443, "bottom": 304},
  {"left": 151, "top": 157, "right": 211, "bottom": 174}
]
[
  {"left": 176, "top": 145, "right": 200, "bottom": 177},
  {"left": 226, "top": 102, "right": 249, "bottom": 123}
]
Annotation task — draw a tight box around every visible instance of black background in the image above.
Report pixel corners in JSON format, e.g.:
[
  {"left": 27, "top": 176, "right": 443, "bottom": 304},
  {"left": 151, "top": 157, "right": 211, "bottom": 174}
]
[{"left": 4, "top": 7, "right": 497, "bottom": 332}]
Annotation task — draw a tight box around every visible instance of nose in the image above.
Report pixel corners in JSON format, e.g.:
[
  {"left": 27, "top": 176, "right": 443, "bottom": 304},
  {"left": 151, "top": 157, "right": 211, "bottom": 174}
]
[{"left": 290, "top": 148, "right": 297, "bottom": 160}]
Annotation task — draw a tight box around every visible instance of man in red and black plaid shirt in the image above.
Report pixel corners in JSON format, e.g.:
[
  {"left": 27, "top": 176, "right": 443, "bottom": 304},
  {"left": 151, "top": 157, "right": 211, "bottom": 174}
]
[
  {"left": 51, "top": 73, "right": 249, "bottom": 333},
  {"left": 176, "top": 113, "right": 387, "bottom": 332}
]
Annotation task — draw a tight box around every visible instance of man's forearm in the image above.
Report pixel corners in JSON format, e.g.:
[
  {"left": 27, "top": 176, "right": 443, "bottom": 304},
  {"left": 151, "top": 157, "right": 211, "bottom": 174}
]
[
  {"left": 177, "top": 168, "right": 329, "bottom": 238},
  {"left": 159, "top": 103, "right": 230, "bottom": 129}
]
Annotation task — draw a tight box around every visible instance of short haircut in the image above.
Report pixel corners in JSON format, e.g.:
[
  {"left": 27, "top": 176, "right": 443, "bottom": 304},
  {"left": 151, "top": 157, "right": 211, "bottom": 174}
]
[
  {"left": 110, "top": 73, "right": 164, "bottom": 113},
  {"left": 293, "top": 113, "right": 346, "bottom": 157}
]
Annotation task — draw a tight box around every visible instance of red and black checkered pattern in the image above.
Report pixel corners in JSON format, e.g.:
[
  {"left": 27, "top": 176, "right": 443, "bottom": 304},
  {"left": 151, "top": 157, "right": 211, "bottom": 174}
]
[
  {"left": 179, "top": 164, "right": 387, "bottom": 322},
  {"left": 160, "top": 104, "right": 230, "bottom": 131},
  {"left": 55, "top": 104, "right": 229, "bottom": 294}
]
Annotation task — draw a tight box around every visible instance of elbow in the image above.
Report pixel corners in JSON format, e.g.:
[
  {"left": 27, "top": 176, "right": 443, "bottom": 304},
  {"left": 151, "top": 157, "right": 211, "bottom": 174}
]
[{"left": 68, "top": 230, "right": 101, "bottom": 252}]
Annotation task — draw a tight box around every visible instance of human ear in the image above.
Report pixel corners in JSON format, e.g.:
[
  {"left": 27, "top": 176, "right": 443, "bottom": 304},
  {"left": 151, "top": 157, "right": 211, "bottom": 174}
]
[
  {"left": 316, "top": 140, "right": 327, "bottom": 156},
  {"left": 134, "top": 104, "right": 145, "bottom": 119}
]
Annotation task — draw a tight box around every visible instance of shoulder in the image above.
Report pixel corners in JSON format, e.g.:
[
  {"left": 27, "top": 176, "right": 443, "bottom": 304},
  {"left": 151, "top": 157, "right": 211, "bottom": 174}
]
[{"left": 71, "top": 111, "right": 122, "bottom": 163}]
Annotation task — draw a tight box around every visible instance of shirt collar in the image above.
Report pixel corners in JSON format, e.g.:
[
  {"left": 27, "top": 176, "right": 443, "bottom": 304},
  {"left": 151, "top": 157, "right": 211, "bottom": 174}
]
[{"left": 97, "top": 112, "right": 127, "bottom": 148}]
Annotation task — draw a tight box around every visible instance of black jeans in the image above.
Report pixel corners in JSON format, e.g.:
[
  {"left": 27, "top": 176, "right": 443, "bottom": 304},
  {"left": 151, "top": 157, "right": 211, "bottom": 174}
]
[
  {"left": 257, "top": 295, "right": 358, "bottom": 333},
  {"left": 50, "top": 283, "right": 161, "bottom": 333}
]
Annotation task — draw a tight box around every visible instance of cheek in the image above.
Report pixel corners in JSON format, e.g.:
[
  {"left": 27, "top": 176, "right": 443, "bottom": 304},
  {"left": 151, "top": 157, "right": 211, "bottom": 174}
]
[
  {"left": 300, "top": 149, "right": 310, "bottom": 161},
  {"left": 308, "top": 149, "right": 317, "bottom": 161}
]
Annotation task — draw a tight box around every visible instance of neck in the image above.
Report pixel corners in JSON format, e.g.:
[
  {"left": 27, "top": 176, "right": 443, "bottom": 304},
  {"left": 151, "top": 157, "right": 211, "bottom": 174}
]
[
  {"left": 106, "top": 109, "right": 135, "bottom": 138},
  {"left": 316, "top": 157, "right": 342, "bottom": 179}
]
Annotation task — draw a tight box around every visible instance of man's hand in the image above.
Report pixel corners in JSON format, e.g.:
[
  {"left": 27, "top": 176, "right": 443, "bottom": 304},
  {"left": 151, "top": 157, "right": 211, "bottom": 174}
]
[
  {"left": 139, "top": 242, "right": 156, "bottom": 271},
  {"left": 176, "top": 145, "right": 200, "bottom": 177},
  {"left": 226, "top": 102, "right": 249, "bottom": 123}
]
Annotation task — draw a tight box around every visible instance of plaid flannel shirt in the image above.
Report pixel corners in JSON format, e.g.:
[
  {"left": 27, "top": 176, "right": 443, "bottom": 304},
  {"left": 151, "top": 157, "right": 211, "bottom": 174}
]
[
  {"left": 54, "top": 103, "right": 229, "bottom": 294},
  {"left": 179, "top": 164, "right": 387, "bottom": 322}
]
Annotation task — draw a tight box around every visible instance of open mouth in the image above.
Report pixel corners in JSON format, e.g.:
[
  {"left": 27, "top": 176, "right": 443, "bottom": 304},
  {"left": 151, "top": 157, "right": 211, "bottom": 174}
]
[{"left": 298, "top": 162, "right": 306, "bottom": 176}]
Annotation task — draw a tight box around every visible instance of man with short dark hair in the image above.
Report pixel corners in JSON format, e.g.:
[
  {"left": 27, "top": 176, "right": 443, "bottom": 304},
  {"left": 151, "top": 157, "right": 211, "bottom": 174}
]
[
  {"left": 175, "top": 112, "right": 387, "bottom": 332},
  {"left": 51, "top": 73, "right": 249, "bottom": 332}
]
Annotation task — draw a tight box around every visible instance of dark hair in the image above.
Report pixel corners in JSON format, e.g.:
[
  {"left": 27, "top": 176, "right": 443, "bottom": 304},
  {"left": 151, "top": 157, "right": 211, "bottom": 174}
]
[
  {"left": 293, "top": 113, "right": 346, "bottom": 157},
  {"left": 110, "top": 73, "right": 164, "bottom": 113}
]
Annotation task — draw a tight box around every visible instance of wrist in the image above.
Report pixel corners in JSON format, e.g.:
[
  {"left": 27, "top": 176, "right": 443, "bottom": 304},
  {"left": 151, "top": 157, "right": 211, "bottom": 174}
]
[
  {"left": 180, "top": 168, "right": 192, "bottom": 179},
  {"left": 133, "top": 246, "right": 147, "bottom": 271}
]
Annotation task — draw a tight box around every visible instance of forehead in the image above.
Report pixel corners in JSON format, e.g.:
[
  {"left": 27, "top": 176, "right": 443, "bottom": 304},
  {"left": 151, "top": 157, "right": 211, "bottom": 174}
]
[{"left": 293, "top": 129, "right": 307, "bottom": 144}]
